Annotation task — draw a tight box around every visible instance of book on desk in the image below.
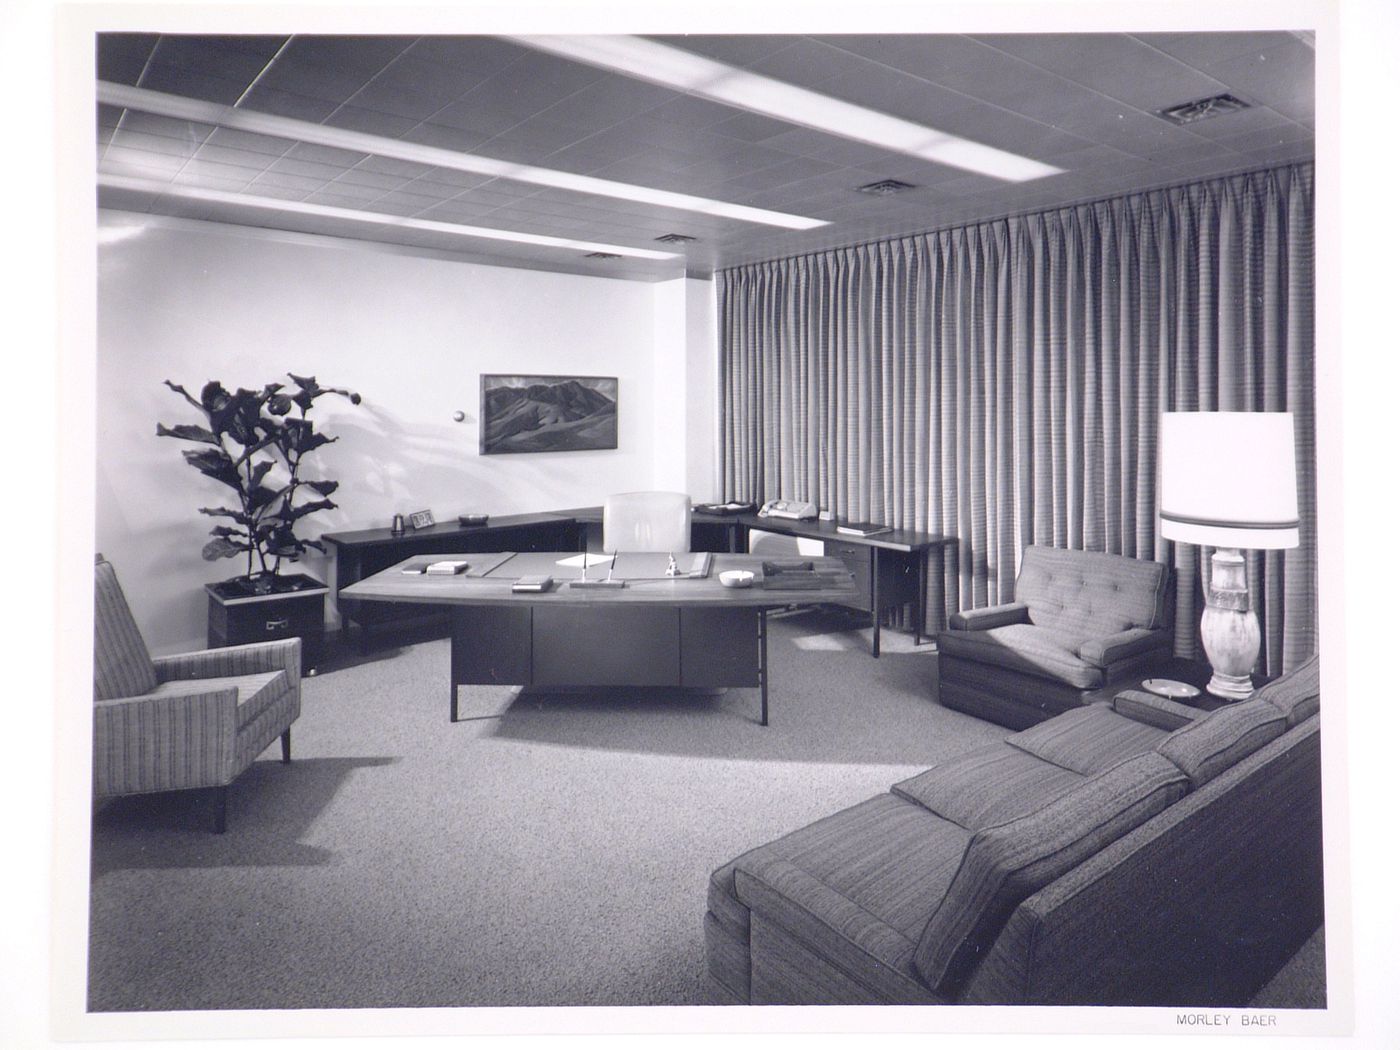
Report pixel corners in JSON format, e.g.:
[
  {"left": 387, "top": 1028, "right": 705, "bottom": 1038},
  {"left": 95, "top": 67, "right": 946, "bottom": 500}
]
[{"left": 835, "top": 522, "right": 893, "bottom": 537}]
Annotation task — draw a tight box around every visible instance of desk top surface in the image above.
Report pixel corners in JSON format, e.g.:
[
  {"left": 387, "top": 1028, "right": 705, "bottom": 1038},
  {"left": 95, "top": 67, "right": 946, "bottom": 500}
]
[{"left": 342, "top": 552, "right": 857, "bottom": 607}]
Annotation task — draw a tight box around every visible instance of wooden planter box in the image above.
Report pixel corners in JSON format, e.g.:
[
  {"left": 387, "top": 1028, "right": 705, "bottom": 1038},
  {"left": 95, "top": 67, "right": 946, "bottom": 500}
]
[{"left": 206, "top": 573, "right": 328, "bottom": 675}]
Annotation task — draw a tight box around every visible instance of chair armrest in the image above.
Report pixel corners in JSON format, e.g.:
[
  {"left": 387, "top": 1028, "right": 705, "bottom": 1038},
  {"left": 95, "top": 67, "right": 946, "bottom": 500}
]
[
  {"left": 1111, "top": 690, "right": 1206, "bottom": 731},
  {"left": 92, "top": 688, "right": 239, "bottom": 795},
  {"left": 948, "top": 602, "right": 1029, "bottom": 631},
  {"left": 153, "top": 637, "right": 301, "bottom": 684},
  {"left": 1077, "top": 628, "right": 1168, "bottom": 669}
]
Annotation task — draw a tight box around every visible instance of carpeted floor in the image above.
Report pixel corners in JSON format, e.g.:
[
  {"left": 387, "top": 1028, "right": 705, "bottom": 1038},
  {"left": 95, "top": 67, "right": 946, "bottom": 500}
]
[{"left": 87, "top": 609, "right": 1324, "bottom": 1011}]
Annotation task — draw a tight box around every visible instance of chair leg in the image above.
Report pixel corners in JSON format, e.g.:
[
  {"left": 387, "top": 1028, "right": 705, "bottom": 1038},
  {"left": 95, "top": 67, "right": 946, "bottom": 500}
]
[
  {"left": 211, "top": 786, "right": 228, "bottom": 834},
  {"left": 280, "top": 727, "right": 292, "bottom": 763}
]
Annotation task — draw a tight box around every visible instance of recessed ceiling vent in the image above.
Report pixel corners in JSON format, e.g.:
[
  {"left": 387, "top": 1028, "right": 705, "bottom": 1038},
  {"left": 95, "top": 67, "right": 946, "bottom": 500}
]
[
  {"left": 1156, "top": 93, "right": 1251, "bottom": 126},
  {"left": 584, "top": 251, "right": 621, "bottom": 259},
  {"left": 856, "top": 179, "right": 916, "bottom": 196},
  {"left": 655, "top": 233, "right": 697, "bottom": 244}
]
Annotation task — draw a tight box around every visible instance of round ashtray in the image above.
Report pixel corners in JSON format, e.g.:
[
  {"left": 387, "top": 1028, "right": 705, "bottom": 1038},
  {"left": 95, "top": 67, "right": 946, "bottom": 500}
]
[
  {"left": 719, "top": 569, "right": 755, "bottom": 589},
  {"left": 1143, "top": 678, "right": 1201, "bottom": 700}
]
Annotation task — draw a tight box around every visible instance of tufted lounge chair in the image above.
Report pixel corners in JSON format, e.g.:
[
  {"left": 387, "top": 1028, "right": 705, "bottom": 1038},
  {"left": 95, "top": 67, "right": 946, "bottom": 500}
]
[
  {"left": 92, "top": 555, "right": 302, "bottom": 832},
  {"left": 937, "top": 546, "right": 1172, "bottom": 728}
]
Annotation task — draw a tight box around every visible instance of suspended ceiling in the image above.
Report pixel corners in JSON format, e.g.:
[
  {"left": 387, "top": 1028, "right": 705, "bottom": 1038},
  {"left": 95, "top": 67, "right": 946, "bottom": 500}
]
[{"left": 96, "top": 31, "right": 1315, "bottom": 281}]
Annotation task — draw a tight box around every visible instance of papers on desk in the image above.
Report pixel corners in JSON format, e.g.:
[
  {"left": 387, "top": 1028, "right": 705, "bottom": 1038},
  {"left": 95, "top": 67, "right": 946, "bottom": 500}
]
[
  {"left": 555, "top": 553, "right": 615, "bottom": 569},
  {"left": 402, "top": 559, "right": 469, "bottom": 575},
  {"left": 836, "top": 522, "right": 893, "bottom": 537}
]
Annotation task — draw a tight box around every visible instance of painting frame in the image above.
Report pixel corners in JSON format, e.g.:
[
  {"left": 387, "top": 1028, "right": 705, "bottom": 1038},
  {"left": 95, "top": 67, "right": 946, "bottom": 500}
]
[{"left": 479, "top": 373, "right": 619, "bottom": 455}]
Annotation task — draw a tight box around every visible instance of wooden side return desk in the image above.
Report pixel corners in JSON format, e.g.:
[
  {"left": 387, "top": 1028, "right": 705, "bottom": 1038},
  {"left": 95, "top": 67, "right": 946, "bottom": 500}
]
[{"left": 340, "top": 551, "right": 856, "bottom": 726}]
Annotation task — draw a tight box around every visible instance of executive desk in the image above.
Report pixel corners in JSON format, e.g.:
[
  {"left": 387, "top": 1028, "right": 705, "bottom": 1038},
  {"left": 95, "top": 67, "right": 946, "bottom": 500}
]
[
  {"left": 340, "top": 551, "right": 857, "bottom": 726},
  {"left": 324, "top": 508, "right": 956, "bottom": 656}
]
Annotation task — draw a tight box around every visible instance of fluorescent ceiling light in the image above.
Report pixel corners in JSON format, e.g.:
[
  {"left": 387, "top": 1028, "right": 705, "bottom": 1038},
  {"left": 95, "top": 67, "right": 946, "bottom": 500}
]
[
  {"left": 97, "top": 82, "right": 827, "bottom": 231},
  {"left": 98, "top": 174, "right": 682, "bottom": 260},
  {"left": 513, "top": 36, "right": 1064, "bottom": 183}
]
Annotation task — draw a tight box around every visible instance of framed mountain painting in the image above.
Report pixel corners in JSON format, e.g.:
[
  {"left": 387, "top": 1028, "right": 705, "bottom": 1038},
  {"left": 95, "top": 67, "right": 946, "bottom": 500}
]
[{"left": 479, "top": 374, "right": 619, "bottom": 454}]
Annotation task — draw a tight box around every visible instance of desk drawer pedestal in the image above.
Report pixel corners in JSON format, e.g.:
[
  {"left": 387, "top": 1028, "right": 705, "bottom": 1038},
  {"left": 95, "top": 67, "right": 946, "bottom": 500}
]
[{"left": 451, "top": 605, "right": 760, "bottom": 689}]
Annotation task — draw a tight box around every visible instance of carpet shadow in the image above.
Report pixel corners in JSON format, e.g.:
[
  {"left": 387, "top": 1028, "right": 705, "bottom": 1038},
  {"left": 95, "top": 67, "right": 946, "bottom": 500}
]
[
  {"left": 91, "top": 755, "right": 396, "bottom": 875},
  {"left": 481, "top": 616, "right": 996, "bottom": 766}
]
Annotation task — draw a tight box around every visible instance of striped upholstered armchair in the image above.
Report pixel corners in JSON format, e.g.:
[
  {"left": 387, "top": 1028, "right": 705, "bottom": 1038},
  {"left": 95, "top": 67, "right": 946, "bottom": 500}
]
[
  {"left": 937, "top": 546, "right": 1173, "bottom": 730},
  {"left": 92, "top": 556, "right": 302, "bottom": 832}
]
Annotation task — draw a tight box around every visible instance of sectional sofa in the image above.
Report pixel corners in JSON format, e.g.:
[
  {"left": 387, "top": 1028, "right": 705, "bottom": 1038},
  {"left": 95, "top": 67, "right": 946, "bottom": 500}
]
[{"left": 705, "top": 657, "right": 1323, "bottom": 1006}]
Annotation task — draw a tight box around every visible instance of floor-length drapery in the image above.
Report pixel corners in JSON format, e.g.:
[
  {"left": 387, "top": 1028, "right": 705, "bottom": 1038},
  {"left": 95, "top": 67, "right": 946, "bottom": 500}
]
[{"left": 719, "top": 164, "right": 1315, "bottom": 673}]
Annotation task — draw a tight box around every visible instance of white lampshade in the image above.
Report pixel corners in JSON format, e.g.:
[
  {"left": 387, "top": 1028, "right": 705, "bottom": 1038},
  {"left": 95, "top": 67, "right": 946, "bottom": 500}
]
[{"left": 1159, "top": 412, "right": 1300, "bottom": 550}]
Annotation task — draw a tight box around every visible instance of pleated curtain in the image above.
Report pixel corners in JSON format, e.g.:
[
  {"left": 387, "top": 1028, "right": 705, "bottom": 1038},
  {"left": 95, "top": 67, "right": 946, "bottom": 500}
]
[{"left": 719, "top": 163, "right": 1315, "bottom": 674}]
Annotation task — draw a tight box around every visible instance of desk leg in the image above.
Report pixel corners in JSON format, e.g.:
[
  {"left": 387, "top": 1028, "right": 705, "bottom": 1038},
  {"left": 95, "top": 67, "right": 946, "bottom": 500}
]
[
  {"left": 915, "top": 550, "right": 927, "bottom": 646},
  {"left": 870, "top": 548, "right": 881, "bottom": 658},
  {"left": 759, "top": 608, "right": 769, "bottom": 726},
  {"left": 448, "top": 608, "right": 461, "bottom": 723}
]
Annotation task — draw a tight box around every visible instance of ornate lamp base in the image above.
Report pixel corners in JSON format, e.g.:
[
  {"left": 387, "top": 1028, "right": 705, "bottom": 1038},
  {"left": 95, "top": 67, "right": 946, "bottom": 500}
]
[{"left": 1200, "top": 548, "right": 1260, "bottom": 700}]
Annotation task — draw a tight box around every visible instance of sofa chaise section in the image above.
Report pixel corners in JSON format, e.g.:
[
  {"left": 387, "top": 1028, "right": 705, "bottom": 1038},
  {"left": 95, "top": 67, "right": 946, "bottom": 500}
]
[{"left": 706, "top": 656, "right": 1323, "bottom": 1006}]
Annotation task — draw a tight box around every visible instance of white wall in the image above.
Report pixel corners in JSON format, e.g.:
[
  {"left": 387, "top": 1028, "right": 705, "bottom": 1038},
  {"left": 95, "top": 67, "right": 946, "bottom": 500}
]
[
  {"left": 97, "top": 213, "right": 713, "bottom": 653},
  {"left": 651, "top": 276, "right": 718, "bottom": 501}
]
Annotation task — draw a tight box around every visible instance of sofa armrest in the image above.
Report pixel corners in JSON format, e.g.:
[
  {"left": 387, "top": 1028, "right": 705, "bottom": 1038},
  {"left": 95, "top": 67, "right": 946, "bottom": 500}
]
[
  {"left": 153, "top": 637, "right": 301, "bottom": 684},
  {"left": 1077, "top": 628, "right": 1168, "bottom": 669},
  {"left": 93, "top": 688, "right": 239, "bottom": 796},
  {"left": 1111, "top": 690, "right": 1206, "bottom": 731},
  {"left": 949, "top": 602, "right": 1029, "bottom": 631}
]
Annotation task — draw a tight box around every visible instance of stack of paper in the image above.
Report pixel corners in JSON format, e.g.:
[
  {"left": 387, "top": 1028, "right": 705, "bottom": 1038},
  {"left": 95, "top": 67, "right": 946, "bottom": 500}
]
[{"left": 425, "top": 560, "right": 469, "bottom": 575}]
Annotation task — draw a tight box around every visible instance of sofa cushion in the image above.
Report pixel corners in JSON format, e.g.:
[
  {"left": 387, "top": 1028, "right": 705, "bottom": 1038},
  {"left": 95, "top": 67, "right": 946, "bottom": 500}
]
[
  {"left": 892, "top": 744, "right": 1085, "bottom": 830},
  {"left": 1112, "top": 689, "right": 1206, "bottom": 730},
  {"left": 1253, "top": 657, "right": 1321, "bottom": 726},
  {"left": 1014, "top": 546, "right": 1169, "bottom": 639},
  {"left": 912, "top": 752, "right": 1189, "bottom": 995},
  {"left": 938, "top": 623, "right": 1105, "bottom": 690},
  {"left": 1156, "top": 699, "right": 1289, "bottom": 789},
  {"left": 93, "top": 558, "right": 159, "bottom": 701},
  {"left": 147, "top": 670, "right": 291, "bottom": 732},
  {"left": 1008, "top": 704, "right": 1170, "bottom": 775}
]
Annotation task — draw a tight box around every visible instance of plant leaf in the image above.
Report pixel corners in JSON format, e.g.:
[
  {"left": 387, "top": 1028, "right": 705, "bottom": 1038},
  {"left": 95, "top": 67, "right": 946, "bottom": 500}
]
[
  {"left": 156, "top": 422, "right": 219, "bottom": 444},
  {"left": 247, "top": 460, "right": 275, "bottom": 489},
  {"left": 181, "top": 448, "right": 242, "bottom": 490},
  {"left": 282, "top": 498, "right": 336, "bottom": 523},
  {"left": 248, "top": 483, "right": 287, "bottom": 512},
  {"left": 208, "top": 525, "right": 248, "bottom": 539},
  {"left": 202, "top": 536, "right": 249, "bottom": 561},
  {"left": 163, "top": 380, "right": 205, "bottom": 411},
  {"left": 303, "top": 479, "right": 339, "bottom": 497},
  {"left": 199, "top": 506, "right": 253, "bottom": 525}
]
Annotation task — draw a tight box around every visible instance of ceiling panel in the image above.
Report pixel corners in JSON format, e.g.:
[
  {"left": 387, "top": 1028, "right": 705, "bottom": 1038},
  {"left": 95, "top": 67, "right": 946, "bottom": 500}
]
[{"left": 95, "top": 31, "right": 1315, "bottom": 282}]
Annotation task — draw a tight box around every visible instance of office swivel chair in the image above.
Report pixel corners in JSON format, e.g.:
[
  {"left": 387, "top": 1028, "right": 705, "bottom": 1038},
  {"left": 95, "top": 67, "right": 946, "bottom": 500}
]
[{"left": 603, "top": 491, "right": 692, "bottom": 553}]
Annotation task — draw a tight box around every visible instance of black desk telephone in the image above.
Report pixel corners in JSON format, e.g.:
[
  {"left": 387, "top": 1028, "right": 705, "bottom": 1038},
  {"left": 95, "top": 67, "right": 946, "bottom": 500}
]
[{"left": 757, "top": 499, "right": 819, "bottom": 521}]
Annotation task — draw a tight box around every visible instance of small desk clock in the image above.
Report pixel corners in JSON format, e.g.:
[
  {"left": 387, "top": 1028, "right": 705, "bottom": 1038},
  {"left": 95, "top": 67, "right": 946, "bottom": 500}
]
[{"left": 407, "top": 509, "right": 436, "bottom": 530}]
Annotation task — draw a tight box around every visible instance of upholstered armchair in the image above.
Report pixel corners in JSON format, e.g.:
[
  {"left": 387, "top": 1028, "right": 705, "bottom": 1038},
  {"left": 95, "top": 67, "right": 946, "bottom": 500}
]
[
  {"left": 92, "top": 556, "right": 302, "bottom": 832},
  {"left": 937, "top": 546, "right": 1172, "bottom": 729}
]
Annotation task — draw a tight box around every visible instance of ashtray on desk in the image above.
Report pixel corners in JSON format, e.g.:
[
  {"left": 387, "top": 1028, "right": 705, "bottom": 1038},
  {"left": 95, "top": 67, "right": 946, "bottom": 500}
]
[
  {"left": 1142, "top": 678, "right": 1201, "bottom": 700},
  {"left": 719, "top": 570, "right": 754, "bottom": 589}
]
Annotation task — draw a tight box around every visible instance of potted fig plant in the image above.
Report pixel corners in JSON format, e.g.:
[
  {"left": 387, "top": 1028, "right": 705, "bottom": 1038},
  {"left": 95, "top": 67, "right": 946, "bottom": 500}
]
[{"left": 159, "top": 373, "right": 361, "bottom": 671}]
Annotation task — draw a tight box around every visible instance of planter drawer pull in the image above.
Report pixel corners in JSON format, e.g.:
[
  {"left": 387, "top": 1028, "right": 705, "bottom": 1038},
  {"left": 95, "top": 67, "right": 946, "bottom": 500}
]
[{"left": 265, "top": 618, "right": 290, "bottom": 631}]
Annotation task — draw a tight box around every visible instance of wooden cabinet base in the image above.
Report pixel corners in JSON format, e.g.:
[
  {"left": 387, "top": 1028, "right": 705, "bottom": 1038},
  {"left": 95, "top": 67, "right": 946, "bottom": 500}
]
[{"left": 206, "top": 576, "right": 328, "bottom": 675}]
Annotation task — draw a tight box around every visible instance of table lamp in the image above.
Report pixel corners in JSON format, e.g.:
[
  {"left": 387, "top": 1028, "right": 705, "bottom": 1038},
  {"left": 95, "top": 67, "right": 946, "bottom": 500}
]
[{"left": 1159, "top": 411, "right": 1299, "bottom": 700}]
